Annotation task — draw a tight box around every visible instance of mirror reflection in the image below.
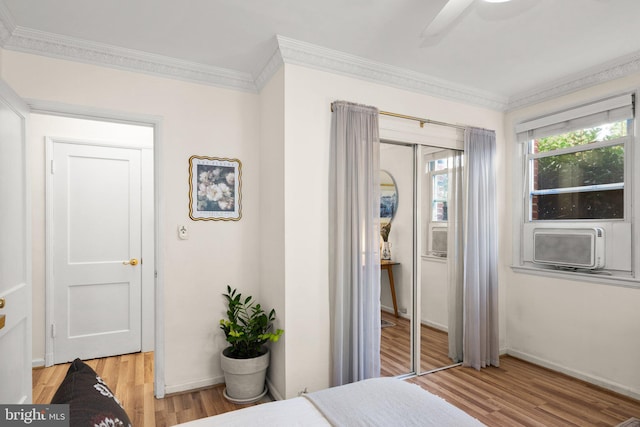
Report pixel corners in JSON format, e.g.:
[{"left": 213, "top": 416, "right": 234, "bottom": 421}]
[
  {"left": 380, "top": 170, "right": 398, "bottom": 225},
  {"left": 379, "top": 145, "right": 411, "bottom": 377},
  {"left": 379, "top": 143, "right": 464, "bottom": 379}
]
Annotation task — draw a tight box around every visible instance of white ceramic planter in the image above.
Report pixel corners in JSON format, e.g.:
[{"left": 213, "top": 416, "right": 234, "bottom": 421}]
[{"left": 220, "top": 347, "right": 269, "bottom": 403}]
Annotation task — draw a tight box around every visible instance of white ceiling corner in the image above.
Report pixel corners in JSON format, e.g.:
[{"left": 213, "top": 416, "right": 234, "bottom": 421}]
[
  {"left": 1, "top": 1, "right": 640, "bottom": 112},
  {"left": 0, "top": 11, "right": 258, "bottom": 92},
  {"left": 275, "top": 36, "right": 509, "bottom": 111},
  {"left": 253, "top": 38, "right": 283, "bottom": 92},
  {"left": 0, "top": 12, "right": 508, "bottom": 110},
  {"left": 507, "top": 51, "right": 640, "bottom": 111},
  {"left": 0, "top": 1, "right": 14, "bottom": 44}
]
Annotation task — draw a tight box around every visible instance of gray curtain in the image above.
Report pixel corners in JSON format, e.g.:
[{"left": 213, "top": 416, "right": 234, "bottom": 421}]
[
  {"left": 329, "top": 101, "right": 381, "bottom": 386},
  {"left": 447, "top": 150, "right": 464, "bottom": 363},
  {"left": 463, "top": 127, "right": 499, "bottom": 370}
]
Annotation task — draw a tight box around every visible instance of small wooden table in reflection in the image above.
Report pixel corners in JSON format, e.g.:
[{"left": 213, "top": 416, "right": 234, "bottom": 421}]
[{"left": 380, "top": 260, "right": 399, "bottom": 317}]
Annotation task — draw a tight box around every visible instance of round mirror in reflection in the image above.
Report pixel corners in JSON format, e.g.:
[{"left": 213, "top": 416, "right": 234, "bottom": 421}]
[{"left": 380, "top": 170, "right": 398, "bottom": 224}]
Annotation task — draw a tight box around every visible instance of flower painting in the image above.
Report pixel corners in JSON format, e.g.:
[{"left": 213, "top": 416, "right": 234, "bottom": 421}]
[{"left": 189, "top": 156, "right": 242, "bottom": 221}]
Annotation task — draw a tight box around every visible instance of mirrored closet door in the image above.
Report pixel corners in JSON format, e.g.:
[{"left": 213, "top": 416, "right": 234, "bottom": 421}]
[
  {"left": 418, "top": 146, "right": 464, "bottom": 374},
  {"left": 379, "top": 142, "right": 414, "bottom": 377},
  {"left": 379, "top": 141, "right": 464, "bottom": 378}
]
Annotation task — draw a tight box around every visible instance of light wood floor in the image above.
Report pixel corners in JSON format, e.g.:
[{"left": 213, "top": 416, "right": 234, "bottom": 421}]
[
  {"left": 410, "top": 356, "right": 640, "bottom": 426},
  {"left": 32, "top": 352, "right": 261, "bottom": 427},
  {"left": 33, "top": 348, "right": 640, "bottom": 426},
  {"left": 381, "top": 309, "right": 454, "bottom": 376}
]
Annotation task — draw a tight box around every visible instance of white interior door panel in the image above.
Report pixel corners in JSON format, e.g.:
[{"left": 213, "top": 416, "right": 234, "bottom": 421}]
[{"left": 51, "top": 141, "right": 142, "bottom": 363}]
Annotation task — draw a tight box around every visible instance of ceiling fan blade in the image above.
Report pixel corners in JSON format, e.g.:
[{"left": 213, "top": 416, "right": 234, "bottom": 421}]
[{"left": 421, "top": 0, "right": 475, "bottom": 39}]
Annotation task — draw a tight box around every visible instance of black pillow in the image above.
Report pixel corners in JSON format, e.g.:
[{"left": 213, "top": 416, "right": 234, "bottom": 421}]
[{"left": 51, "top": 358, "right": 132, "bottom": 427}]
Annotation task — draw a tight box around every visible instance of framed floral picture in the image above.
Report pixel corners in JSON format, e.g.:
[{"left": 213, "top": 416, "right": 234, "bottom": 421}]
[{"left": 189, "top": 155, "right": 242, "bottom": 221}]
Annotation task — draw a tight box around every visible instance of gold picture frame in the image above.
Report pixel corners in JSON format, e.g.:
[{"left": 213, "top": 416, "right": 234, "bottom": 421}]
[{"left": 188, "top": 155, "right": 242, "bottom": 221}]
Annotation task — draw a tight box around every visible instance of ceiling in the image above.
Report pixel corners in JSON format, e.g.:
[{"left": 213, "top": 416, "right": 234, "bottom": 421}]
[{"left": 1, "top": 0, "right": 640, "bottom": 110}]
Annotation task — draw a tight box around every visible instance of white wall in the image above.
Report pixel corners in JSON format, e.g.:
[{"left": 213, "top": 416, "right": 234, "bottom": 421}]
[
  {"left": 258, "top": 66, "right": 286, "bottom": 399},
  {"left": 421, "top": 258, "right": 448, "bottom": 330},
  {"left": 27, "top": 114, "right": 154, "bottom": 366},
  {"left": 282, "top": 64, "right": 505, "bottom": 397},
  {"left": 1, "top": 49, "right": 262, "bottom": 393},
  {"left": 9, "top": 46, "right": 597, "bottom": 400},
  {"left": 504, "top": 74, "right": 640, "bottom": 398}
]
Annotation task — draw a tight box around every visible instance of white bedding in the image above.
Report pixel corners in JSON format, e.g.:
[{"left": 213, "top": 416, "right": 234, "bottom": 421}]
[
  {"left": 305, "top": 377, "right": 484, "bottom": 427},
  {"left": 177, "top": 377, "right": 486, "bottom": 427}
]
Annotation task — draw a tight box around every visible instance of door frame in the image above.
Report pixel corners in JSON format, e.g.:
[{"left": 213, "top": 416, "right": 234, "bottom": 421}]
[
  {"left": 0, "top": 78, "right": 32, "bottom": 403},
  {"left": 30, "top": 99, "right": 166, "bottom": 398},
  {"left": 45, "top": 136, "right": 150, "bottom": 363}
]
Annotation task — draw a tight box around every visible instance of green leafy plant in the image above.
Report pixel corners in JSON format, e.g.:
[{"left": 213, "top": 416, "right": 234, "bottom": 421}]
[{"left": 219, "top": 286, "right": 284, "bottom": 359}]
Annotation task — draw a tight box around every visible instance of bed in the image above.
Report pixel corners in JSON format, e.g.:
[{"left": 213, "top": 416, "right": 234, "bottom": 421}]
[{"left": 177, "top": 377, "right": 486, "bottom": 427}]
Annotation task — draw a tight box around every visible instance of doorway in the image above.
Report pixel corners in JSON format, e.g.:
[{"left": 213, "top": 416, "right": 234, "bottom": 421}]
[
  {"left": 379, "top": 141, "right": 464, "bottom": 377},
  {"left": 35, "top": 114, "right": 155, "bottom": 367}
]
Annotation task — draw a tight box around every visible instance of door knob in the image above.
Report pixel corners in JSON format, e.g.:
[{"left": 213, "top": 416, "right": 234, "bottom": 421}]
[
  {"left": 123, "top": 258, "right": 139, "bottom": 266},
  {"left": 0, "top": 298, "right": 5, "bottom": 330}
]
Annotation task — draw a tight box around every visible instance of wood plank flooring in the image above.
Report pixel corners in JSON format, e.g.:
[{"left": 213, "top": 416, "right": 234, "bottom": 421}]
[
  {"left": 410, "top": 356, "right": 640, "bottom": 427},
  {"left": 32, "top": 352, "right": 261, "bottom": 427},
  {"left": 381, "top": 309, "right": 455, "bottom": 376},
  {"left": 33, "top": 334, "right": 640, "bottom": 426}
]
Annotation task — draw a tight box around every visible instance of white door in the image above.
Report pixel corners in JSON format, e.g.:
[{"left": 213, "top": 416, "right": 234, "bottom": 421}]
[
  {"left": 50, "top": 141, "right": 142, "bottom": 363},
  {"left": 0, "top": 80, "right": 32, "bottom": 403}
]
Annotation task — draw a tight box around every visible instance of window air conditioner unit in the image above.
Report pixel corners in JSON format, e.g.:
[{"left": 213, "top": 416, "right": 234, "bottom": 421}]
[
  {"left": 533, "top": 227, "right": 605, "bottom": 269},
  {"left": 429, "top": 225, "right": 448, "bottom": 256}
]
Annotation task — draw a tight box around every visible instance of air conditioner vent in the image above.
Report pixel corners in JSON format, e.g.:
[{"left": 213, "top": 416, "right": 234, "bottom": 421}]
[
  {"left": 533, "top": 227, "right": 605, "bottom": 269},
  {"left": 429, "top": 225, "right": 447, "bottom": 256}
]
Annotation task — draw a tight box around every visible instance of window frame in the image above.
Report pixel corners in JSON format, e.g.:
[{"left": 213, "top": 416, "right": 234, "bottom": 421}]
[
  {"left": 525, "top": 125, "right": 630, "bottom": 222},
  {"left": 424, "top": 155, "right": 449, "bottom": 259},
  {"left": 430, "top": 168, "right": 448, "bottom": 223},
  {"left": 512, "top": 92, "right": 640, "bottom": 287}
]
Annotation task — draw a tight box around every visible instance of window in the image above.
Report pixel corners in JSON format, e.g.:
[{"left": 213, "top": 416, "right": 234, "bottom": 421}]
[
  {"left": 514, "top": 93, "right": 637, "bottom": 279},
  {"left": 425, "top": 157, "right": 449, "bottom": 257},
  {"left": 430, "top": 159, "right": 448, "bottom": 222},
  {"left": 527, "top": 119, "right": 628, "bottom": 220}
]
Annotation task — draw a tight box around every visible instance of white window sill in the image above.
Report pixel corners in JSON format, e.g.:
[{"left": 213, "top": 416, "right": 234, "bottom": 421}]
[
  {"left": 421, "top": 254, "right": 447, "bottom": 263},
  {"left": 510, "top": 264, "right": 640, "bottom": 289}
]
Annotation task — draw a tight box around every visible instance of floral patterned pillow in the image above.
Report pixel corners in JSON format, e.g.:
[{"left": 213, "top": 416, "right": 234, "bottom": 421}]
[{"left": 51, "top": 358, "right": 132, "bottom": 427}]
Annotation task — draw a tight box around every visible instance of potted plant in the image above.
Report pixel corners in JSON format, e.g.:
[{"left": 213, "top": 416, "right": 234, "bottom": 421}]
[{"left": 219, "top": 285, "right": 283, "bottom": 403}]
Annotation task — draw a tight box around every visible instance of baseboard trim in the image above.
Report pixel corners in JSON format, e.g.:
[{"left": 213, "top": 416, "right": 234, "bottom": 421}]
[
  {"left": 165, "top": 375, "right": 283, "bottom": 401},
  {"left": 32, "top": 358, "right": 45, "bottom": 368},
  {"left": 381, "top": 306, "right": 409, "bottom": 320},
  {"left": 507, "top": 349, "right": 640, "bottom": 400},
  {"left": 164, "top": 375, "right": 224, "bottom": 395},
  {"left": 420, "top": 319, "right": 448, "bottom": 333},
  {"left": 266, "top": 377, "right": 283, "bottom": 401}
]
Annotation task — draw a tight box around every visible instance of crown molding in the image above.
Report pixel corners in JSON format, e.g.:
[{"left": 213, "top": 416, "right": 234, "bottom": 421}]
[
  {"left": 507, "top": 51, "right": 640, "bottom": 111},
  {"left": 0, "top": 1, "right": 14, "bottom": 44},
  {"left": 275, "top": 36, "right": 509, "bottom": 111},
  {"left": 254, "top": 43, "right": 284, "bottom": 92},
  {"left": 1, "top": 1, "right": 638, "bottom": 113},
  {"left": 0, "top": 24, "right": 257, "bottom": 93}
]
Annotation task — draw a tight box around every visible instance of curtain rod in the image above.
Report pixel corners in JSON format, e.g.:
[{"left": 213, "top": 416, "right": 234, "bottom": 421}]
[
  {"left": 330, "top": 103, "right": 466, "bottom": 131},
  {"left": 379, "top": 110, "right": 466, "bottom": 131}
]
